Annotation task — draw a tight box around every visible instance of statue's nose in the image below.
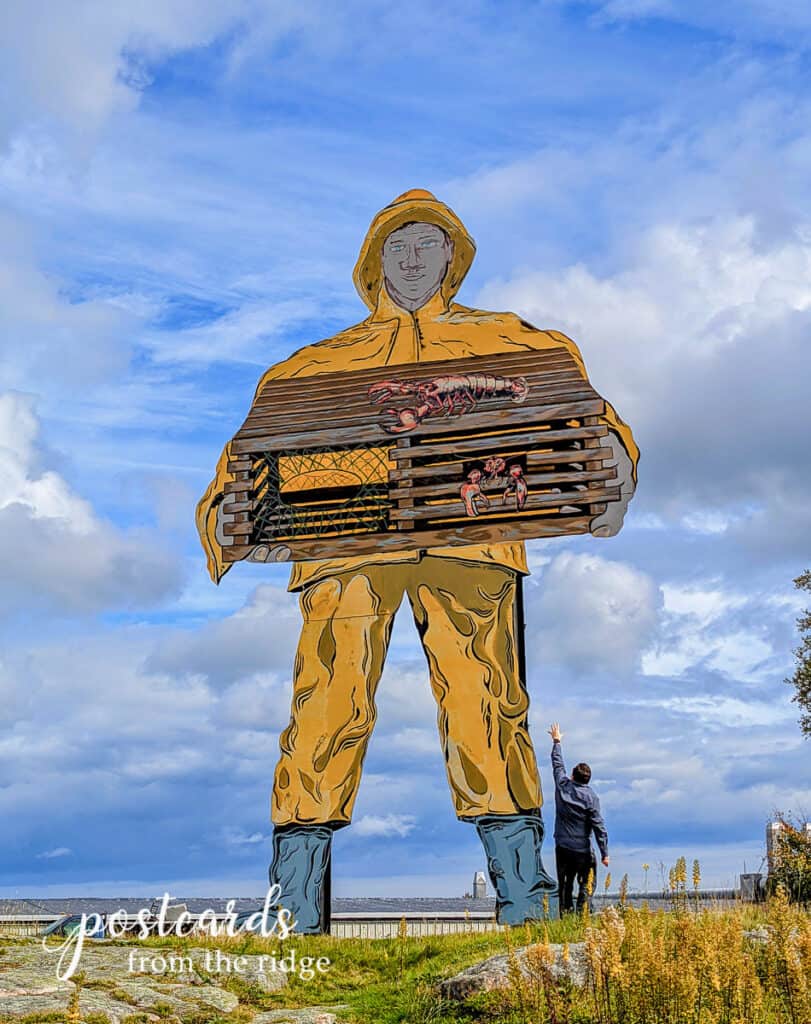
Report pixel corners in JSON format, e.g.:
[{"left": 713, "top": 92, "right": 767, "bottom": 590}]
[{"left": 402, "top": 243, "right": 421, "bottom": 268}]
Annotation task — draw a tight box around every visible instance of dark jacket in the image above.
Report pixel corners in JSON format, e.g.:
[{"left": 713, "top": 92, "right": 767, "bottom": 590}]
[{"left": 551, "top": 741, "right": 608, "bottom": 859}]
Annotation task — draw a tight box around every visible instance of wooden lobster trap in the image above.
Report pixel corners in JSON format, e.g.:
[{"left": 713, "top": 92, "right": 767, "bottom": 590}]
[{"left": 221, "top": 347, "right": 621, "bottom": 563}]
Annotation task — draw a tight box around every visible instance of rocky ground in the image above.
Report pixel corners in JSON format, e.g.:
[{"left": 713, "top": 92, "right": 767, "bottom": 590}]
[
  {"left": 0, "top": 941, "right": 347, "bottom": 1023},
  {"left": 439, "top": 941, "right": 589, "bottom": 999}
]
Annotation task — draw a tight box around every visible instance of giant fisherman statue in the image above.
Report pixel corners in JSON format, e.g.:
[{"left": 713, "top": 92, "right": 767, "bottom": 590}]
[{"left": 197, "top": 189, "right": 639, "bottom": 933}]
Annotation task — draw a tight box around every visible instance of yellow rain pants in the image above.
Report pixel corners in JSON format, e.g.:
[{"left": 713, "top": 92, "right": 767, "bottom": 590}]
[{"left": 271, "top": 554, "right": 542, "bottom": 826}]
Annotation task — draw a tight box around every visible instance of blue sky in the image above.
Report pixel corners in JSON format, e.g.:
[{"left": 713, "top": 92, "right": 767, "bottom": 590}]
[{"left": 2, "top": 0, "right": 810, "bottom": 898}]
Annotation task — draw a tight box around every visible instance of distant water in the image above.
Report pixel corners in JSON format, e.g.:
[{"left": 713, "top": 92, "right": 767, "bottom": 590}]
[{"left": 2, "top": 892, "right": 737, "bottom": 917}]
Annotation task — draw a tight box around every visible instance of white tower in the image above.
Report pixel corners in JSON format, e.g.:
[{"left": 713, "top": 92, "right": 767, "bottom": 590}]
[
  {"left": 473, "top": 871, "right": 487, "bottom": 899},
  {"left": 766, "top": 820, "right": 783, "bottom": 874}
]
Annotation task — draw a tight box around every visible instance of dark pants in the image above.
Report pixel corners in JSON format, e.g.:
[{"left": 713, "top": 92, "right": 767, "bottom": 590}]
[{"left": 556, "top": 845, "right": 597, "bottom": 915}]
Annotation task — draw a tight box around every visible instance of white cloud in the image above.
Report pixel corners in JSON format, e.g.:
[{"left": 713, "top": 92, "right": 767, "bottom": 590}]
[
  {"left": 659, "top": 583, "right": 747, "bottom": 625},
  {"left": 0, "top": 391, "right": 182, "bottom": 611},
  {"left": 222, "top": 828, "right": 267, "bottom": 847},
  {"left": 629, "top": 695, "right": 793, "bottom": 729},
  {"left": 0, "top": 1, "right": 255, "bottom": 145},
  {"left": 573, "top": 0, "right": 811, "bottom": 47},
  {"left": 384, "top": 727, "right": 442, "bottom": 757},
  {"left": 0, "top": 213, "right": 134, "bottom": 393},
  {"left": 373, "top": 661, "right": 442, "bottom": 731},
  {"left": 353, "top": 814, "right": 417, "bottom": 838},
  {"left": 477, "top": 215, "right": 811, "bottom": 552},
  {"left": 641, "top": 582, "right": 779, "bottom": 681},
  {"left": 530, "top": 696, "right": 811, "bottom": 844},
  {"left": 479, "top": 215, "right": 811, "bottom": 419},
  {"left": 36, "top": 847, "right": 72, "bottom": 859},
  {"left": 528, "top": 551, "right": 660, "bottom": 674},
  {"left": 680, "top": 510, "right": 740, "bottom": 535},
  {"left": 148, "top": 583, "right": 300, "bottom": 686},
  {"left": 145, "top": 298, "right": 323, "bottom": 366}
]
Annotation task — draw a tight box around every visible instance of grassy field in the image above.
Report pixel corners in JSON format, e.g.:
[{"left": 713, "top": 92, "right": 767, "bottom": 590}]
[{"left": 5, "top": 891, "right": 810, "bottom": 1023}]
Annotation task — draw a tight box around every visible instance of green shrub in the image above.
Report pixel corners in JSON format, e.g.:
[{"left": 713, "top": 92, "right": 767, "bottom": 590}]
[{"left": 769, "top": 815, "right": 811, "bottom": 905}]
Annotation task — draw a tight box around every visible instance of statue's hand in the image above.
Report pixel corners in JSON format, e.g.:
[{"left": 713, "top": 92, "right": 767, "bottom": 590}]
[
  {"left": 590, "top": 432, "right": 635, "bottom": 538},
  {"left": 590, "top": 502, "right": 627, "bottom": 538},
  {"left": 215, "top": 491, "right": 237, "bottom": 546},
  {"left": 247, "top": 543, "right": 292, "bottom": 563},
  {"left": 215, "top": 494, "right": 291, "bottom": 562}
]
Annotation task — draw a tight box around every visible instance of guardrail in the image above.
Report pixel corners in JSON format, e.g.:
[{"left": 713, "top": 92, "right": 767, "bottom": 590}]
[
  {"left": 0, "top": 891, "right": 743, "bottom": 940},
  {"left": 0, "top": 911, "right": 501, "bottom": 939}
]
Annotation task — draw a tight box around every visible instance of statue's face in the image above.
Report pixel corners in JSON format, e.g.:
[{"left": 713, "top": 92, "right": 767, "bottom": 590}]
[{"left": 382, "top": 222, "right": 452, "bottom": 311}]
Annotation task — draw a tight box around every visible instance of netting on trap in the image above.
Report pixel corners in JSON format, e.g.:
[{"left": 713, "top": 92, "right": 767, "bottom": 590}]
[{"left": 251, "top": 445, "right": 392, "bottom": 541}]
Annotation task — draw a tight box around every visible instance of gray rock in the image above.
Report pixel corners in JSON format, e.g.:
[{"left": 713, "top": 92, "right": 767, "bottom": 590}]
[
  {"left": 239, "top": 954, "right": 289, "bottom": 992},
  {"left": 0, "top": 964, "right": 76, "bottom": 997},
  {"left": 439, "top": 942, "right": 590, "bottom": 1000},
  {"left": 0, "top": 993, "right": 73, "bottom": 1019},
  {"left": 252, "top": 1006, "right": 348, "bottom": 1023},
  {"left": 189, "top": 984, "right": 240, "bottom": 1012},
  {"left": 113, "top": 975, "right": 239, "bottom": 1013},
  {"left": 78, "top": 988, "right": 161, "bottom": 1023},
  {"left": 37, "top": 942, "right": 142, "bottom": 983},
  {"left": 111, "top": 978, "right": 190, "bottom": 1011},
  {"left": 0, "top": 941, "right": 302, "bottom": 1020}
]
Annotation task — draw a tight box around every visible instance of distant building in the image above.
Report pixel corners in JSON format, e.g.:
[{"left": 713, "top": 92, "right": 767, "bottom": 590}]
[
  {"left": 473, "top": 871, "right": 487, "bottom": 899},
  {"left": 766, "top": 820, "right": 783, "bottom": 874},
  {"left": 766, "top": 818, "right": 811, "bottom": 875}
]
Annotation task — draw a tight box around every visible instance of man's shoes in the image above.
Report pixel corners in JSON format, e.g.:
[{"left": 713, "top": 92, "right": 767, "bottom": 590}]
[
  {"left": 475, "top": 811, "right": 557, "bottom": 925},
  {"left": 269, "top": 823, "right": 333, "bottom": 935}
]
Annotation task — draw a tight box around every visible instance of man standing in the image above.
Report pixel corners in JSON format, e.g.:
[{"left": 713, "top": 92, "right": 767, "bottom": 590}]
[
  {"left": 198, "top": 190, "right": 638, "bottom": 933},
  {"left": 548, "top": 722, "right": 609, "bottom": 915}
]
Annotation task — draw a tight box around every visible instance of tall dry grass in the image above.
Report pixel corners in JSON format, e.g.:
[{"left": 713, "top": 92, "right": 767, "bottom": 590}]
[{"left": 492, "top": 884, "right": 810, "bottom": 1024}]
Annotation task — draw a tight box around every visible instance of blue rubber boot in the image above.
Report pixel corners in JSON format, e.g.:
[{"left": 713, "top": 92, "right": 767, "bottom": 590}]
[
  {"left": 475, "top": 811, "right": 557, "bottom": 925},
  {"left": 269, "top": 824, "right": 333, "bottom": 935}
]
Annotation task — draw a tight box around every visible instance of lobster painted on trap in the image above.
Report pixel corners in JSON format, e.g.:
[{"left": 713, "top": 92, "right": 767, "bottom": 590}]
[{"left": 368, "top": 371, "right": 530, "bottom": 434}]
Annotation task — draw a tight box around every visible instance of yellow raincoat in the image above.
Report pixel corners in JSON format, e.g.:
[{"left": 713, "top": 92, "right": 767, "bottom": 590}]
[
  {"left": 196, "top": 188, "right": 638, "bottom": 592},
  {"left": 196, "top": 189, "right": 639, "bottom": 826}
]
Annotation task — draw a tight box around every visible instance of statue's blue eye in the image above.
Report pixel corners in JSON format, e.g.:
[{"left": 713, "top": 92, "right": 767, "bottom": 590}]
[
  {"left": 419, "top": 240, "right": 438, "bottom": 248},
  {"left": 388, "top": 243, "right": 405, "bottom": 253}
]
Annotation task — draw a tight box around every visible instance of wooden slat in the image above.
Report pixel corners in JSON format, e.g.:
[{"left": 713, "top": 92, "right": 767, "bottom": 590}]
[
  {"left": 255, "top": 501, "right": 390, "bottom": 519},
  {"left": 388, "top": 445, "right": 614, "bottom": 482},
  {"left": 389, "top": 485, "right": 620, "bottom": 522},
  {"left": 241, "top": 382, "right": 597, "bottom": 435},
  {"left": 389, "top": 466, "right": 617, "bottom": 500},
  {"left": 527, "top": 446, "right": 612, "bottom": 466},
  {"left": 221, "top": 515, "right": 596, "bottom": 562},
  {"left": 231, "top": 398, "right": 605, "bottom": 452},
  {"left": 252, "top": 520, "right": 389, "bottom": 538},
  {"left": 232, "top": 423, "right": 402, "bottom": 453},
  {"left": 249, "top": 360, "right": 585, "bottom": 407},
  {"left": 254, "top": 483, "right": 389, "bottom": 505},
  {"left": 388, "top": 424, "right": 607, "bottom": 461},
  {"left": 249, "top": 347, "right": 577, "bottom": 402}
]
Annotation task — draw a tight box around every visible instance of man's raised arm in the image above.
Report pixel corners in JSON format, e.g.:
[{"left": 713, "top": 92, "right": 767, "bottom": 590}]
[{"left": 548, "top": 722, "right": 567, "bottom": 787}]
